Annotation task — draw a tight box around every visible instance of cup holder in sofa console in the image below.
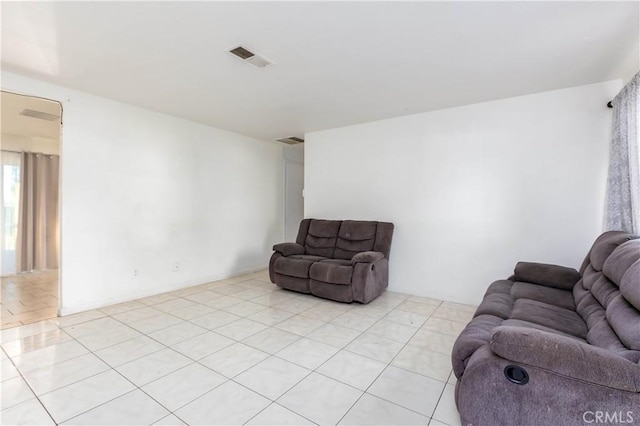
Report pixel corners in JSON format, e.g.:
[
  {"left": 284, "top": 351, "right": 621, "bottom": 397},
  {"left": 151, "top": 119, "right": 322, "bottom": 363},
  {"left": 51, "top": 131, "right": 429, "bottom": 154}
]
[{"left": 504, "top": 365, "right": 529, "bottom": 385}]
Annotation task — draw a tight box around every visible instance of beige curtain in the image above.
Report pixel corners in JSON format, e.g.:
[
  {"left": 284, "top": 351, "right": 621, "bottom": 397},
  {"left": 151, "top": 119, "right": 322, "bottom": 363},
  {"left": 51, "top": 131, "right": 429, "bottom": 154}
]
[{"left": 16, "top": 152, "right": 60, "bottom": 272}]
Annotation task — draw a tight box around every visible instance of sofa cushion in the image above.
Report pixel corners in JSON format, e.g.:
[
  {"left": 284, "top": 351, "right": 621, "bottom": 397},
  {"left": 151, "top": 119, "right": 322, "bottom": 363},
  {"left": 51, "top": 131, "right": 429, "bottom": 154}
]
[
  {"left": 513, "top": 262, "right": 581, "bottom": 290},
  {"left": 309, "top": 259, "right": 353, "bottom": 285},
  {"left": 273, "top": 243, "right": 305, "bottom": 256},
  {"left": 273, "top": 273, "right": 311, "bottom": 294},
  {"left": 334, "top": 221, "right": 377, "bottom": 260},
  {"left": 510, "top": 299, "right": 588, "bottom": 339},
  {"left": 587, "top": 320, "right": 640, "bottom": 363},
  {"left": 575, "top": 291, "right": 607, "bottom": 329},
  {"left": 501, "top": 319, "right": 586, "bottom": 340},
  {"left": 305, "top": 220, "right": 341, "bottom": 257},
  {"left": 452, "top": 314, "right": 504, "bottom": 378},
  {"left": 484, "top": 280, "right": 512, "bottom": 296},
  {"left": 274, "top": 255, "right": 325, "bottom": 279},
  {"left": 289, "top": 255, "right": 327, "bottom": 261},
  {"left": 606, "top": 295, "right": 640, "bottom": 351},
  {"left": 603, "top": 239, "right": 640, "bottom": 286},
  {"left": 474, "top": 293, "right": 514, "bottom": 319},
  {"left": 588, "top": 272, "right": 620, "bottom": 308},
  {"left": 576, "top": 237, "right": 640, "bottom": 354},
  {"left": 489, "top": 326, "right": 640, "bottom": 392},
  {"left": 310, "top": 280, "right": 353, "bottom": 303},
  {"left": 510, "top": 281, "right": 575, "bottom": 310},
  {"left": 351, "top": 251, "right": 384, "bottom": 264},
  {"left": 620, "top": 260, "right": 640, "bottom": 310},
  {"left": 318, "top": 259, "right": 351, "bottom": 266},
  {"left": 373, "top": 222, "right": 395, "bottom": 259},
  {"left": 588, "top": 231, "right": 634, "bottom": 271}
]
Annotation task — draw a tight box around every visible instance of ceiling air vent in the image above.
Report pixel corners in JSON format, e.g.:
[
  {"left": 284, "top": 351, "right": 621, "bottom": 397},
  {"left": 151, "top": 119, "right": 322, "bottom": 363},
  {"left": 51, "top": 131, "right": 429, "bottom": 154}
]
[
  {"left": 277, "top": 137, "right": 304, "bottom": 145},
  {"left": 229, "top": 46, "right": 254, "bottom": 60},
  {"left": 228, "top": 45, "right": 272, "bottom": 68},
  {"left": 19, "top": 109, "right": 60, "bottom": 121}
]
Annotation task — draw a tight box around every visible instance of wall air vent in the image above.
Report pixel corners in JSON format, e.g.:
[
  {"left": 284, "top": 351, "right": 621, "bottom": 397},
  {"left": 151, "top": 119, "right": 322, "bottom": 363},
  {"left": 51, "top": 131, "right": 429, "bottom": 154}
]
[
  {"left": 277, "top": 137, "right": 304, "bottom": 145},
  {"left": 19, "top": 109, "right": 60, "bottom": 121},
  {"left": 228, "top": 45, "right": 272, "bottom": 68}
]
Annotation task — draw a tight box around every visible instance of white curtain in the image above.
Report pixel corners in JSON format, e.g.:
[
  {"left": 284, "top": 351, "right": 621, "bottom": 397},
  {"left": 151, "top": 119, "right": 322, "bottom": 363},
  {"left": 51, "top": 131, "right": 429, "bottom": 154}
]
[
  {"left": 1, "top": 151, "right": 22, "bottom": 276},
  {"left": 604, "top": 72, "right": 640, "bottom": 234}
]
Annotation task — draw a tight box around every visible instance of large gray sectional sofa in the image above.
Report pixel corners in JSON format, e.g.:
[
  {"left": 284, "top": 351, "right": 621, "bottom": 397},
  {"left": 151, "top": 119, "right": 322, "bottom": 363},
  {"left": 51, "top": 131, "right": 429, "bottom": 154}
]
[
  {"left": 269, "top": 219, "right": 394, "bottom": 303},
  {"left": 452, "top": 231, "right": 640, "bottom": 425}
]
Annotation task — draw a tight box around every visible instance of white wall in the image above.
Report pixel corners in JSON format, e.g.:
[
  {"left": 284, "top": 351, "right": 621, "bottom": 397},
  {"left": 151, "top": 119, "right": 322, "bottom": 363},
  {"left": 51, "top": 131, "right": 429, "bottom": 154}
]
[
  {"left": 305, "top": 81, "right": 621, "bottom": 305},
  {"left": 283, "top": 144, "right": 304, "bottom": 163},
  {"left": 2, "top": 134, "right": 60, "bottom": 155},
  {"left": 2, "top": 72, "right": 284, "bottom": 314}
]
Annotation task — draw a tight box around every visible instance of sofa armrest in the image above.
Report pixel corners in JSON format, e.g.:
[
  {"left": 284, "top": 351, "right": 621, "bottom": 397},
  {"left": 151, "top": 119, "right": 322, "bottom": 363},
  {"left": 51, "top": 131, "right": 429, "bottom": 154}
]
[
  {"left": 513, "top": 262, "right": 581, "bottom": 290},
  {"left": 351, "top": 251, "right": 385, "bottom": 264},
  {"left": 273, "top": 243, "right": 305, "bottom": 256},
  {"left": 490, "top": 326, "right": 640, "bottom": 392}
]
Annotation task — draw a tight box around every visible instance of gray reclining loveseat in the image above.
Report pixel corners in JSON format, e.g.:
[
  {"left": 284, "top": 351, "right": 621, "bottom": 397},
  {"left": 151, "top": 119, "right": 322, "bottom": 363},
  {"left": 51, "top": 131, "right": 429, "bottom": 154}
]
[
  {"left": 452, "top": 231, "right": 640, "bottom": 425},
  {"left": 269, "top": 219, "right": 394, "bottom": 303}
]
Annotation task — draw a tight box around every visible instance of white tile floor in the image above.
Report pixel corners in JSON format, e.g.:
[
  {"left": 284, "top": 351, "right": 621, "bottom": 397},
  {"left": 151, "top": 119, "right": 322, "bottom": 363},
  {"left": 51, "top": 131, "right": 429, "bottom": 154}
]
[{"left": 0, "top": 270, "right": 475, "bottom": 425}]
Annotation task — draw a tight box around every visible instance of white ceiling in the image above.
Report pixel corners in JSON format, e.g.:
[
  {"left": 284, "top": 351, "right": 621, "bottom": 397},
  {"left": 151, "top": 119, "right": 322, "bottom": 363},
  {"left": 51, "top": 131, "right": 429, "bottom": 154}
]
[{"left": 2, "top": 1, "right": 638, "bottom": 142}]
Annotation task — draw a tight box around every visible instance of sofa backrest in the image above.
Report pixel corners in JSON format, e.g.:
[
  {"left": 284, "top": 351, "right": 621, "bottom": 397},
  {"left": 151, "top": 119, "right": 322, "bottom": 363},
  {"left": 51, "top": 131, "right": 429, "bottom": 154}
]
[
  {"left": 296, "top": 219, "right": 341, "bottom": 258},
  {"left": 574, "top": 231, "right": 640, "bottom": 363},
  {"left": 295, "top": 219, "right": 394, "bottom": 260}
]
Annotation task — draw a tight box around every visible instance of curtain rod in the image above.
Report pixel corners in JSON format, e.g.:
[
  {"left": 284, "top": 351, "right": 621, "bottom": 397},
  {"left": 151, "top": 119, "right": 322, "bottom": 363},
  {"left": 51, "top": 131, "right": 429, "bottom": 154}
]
[{"left": 1, "top": 149, "right": 59, "bottom": 156}]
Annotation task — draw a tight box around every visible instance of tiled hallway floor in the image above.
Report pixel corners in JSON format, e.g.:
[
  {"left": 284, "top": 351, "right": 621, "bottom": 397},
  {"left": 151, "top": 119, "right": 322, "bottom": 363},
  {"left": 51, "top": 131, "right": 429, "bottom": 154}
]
[
  {"left": 1, "top": 271, "right": 59, "bottom": 329},
  {"left": 0, "top": 270, "right": 474, "bottom": 425}
]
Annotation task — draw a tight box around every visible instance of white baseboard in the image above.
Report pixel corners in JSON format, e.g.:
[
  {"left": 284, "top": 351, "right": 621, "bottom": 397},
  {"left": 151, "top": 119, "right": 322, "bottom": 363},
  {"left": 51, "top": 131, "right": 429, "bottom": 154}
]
[{"left": 58, "top": 265, "right": 268, "bottom": 316}]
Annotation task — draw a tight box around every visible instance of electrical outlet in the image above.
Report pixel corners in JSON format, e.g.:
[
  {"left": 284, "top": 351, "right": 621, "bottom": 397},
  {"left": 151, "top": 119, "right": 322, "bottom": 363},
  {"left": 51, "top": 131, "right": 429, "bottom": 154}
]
[
  {"left": 133, "top": 269, "right": 138, "bottom": 279},
  {"left": 173, "top": 262, "right": 180, "bottom": 272}
]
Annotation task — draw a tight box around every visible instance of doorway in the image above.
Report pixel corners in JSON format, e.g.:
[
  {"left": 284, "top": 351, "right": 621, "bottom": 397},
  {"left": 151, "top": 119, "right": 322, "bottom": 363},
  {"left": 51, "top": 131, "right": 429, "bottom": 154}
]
[
  {"left": 284, "top": 159, "right": 304, "bottom": 242},
  {"left": 1, "top": 91, "right": 62, "bottom": 329}
]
